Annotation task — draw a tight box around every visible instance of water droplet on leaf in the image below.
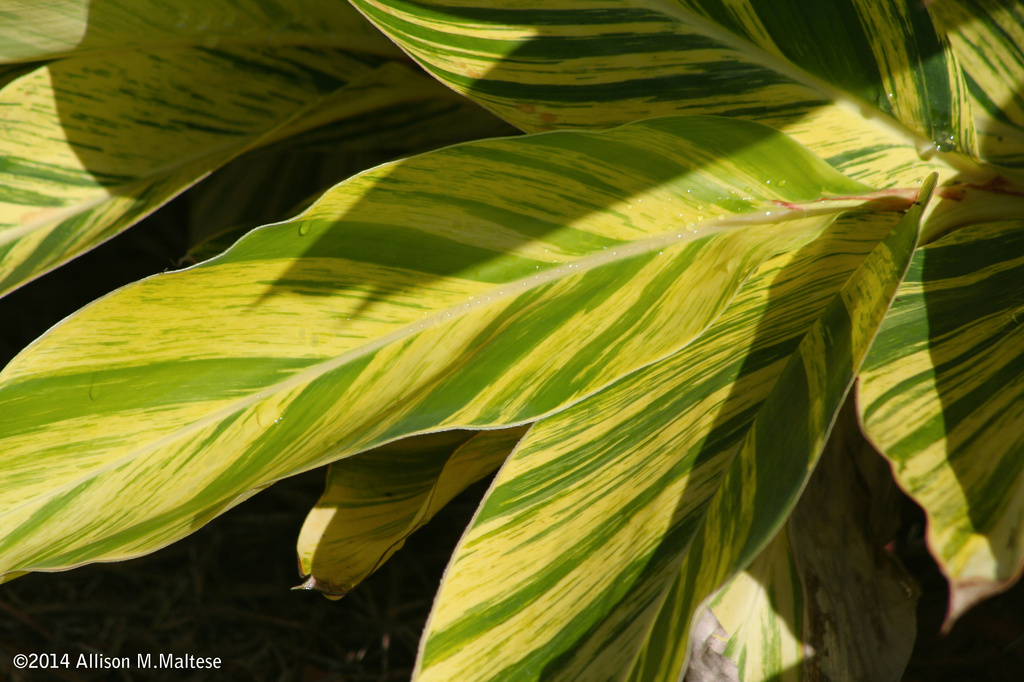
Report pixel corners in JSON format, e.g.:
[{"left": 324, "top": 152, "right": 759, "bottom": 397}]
[{"left": 935, "top": 134, "right": 956, "bottom": 153}]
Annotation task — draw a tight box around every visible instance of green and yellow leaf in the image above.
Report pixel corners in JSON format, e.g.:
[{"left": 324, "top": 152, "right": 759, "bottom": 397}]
[
  {"left": 296, "top": 427, "right": 526, "bottom": 598},
  {"left": 352, "top": 0, "right": 989, "bottom": 188},
  {"left": 0, "top": 2, "right": 437, "bottom": 297},
  {"left": 925, "top": 0, "right": 1024, "bottom": 167},
  {"left": 0, "top": 116, "right": 890, "bottom": 581},
  {"left": 858, "top": 218, "right": 1024, "bottom": 623},
  {"left": 411, "top": 178, "right": 930, "bottom": 681},
  {"left": 0, "top": 0, "right": 402, "bottom": 64}
]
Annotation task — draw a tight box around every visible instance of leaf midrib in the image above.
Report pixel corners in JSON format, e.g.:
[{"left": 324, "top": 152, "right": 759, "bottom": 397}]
[
  {"left": 0, "top": 205, "right": 855, "bottom": 529},
  {"left": 640, "top": 0, "right": 941, "bottom": 157}
]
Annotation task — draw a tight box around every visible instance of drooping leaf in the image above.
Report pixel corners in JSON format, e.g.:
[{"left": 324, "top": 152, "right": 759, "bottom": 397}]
[
  {"left": 351, "top": 0, "right": 989, "bottom": 188},
  {"left": 0, "top": 115, "right": 890, "bottom": 581},
  {"left": 410, "top": 178, "right": 930, "bottom": 682},
  {"left": 0, "top": 2, "right": 433, "bottom": 297},
  {"left": 858, "top": 218, "right": 1024, "bottom": 623},
  {"left": 296, "top": 426, "right": 527, "bottom": 598},
  {"left": 632, "top": 188, "right": 928, "bottom": 682}
]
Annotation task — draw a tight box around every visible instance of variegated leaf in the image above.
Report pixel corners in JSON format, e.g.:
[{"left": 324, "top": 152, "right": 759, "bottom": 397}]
[
  {"left": 411, "top": 177, "right": 931, "bottom": 681},
  {"left": 352, "top": 0, "right": 990, "bottom": 190},
  {"left": 0, "top": 2, "right": 435, "bottom": 297},
  {"left": 0, "top": 116, "right": 889, "bottom": 581},
  {"left": 296, "top": 427, "right": 526, "bottom": 598},
  {"left": 0, "top": 0, "right": 401, "bottom": 63},
  {"left": 858, "top": 219, "right": 1024, "bottom": 623},
  {"left": 925, "top": 0, "right": 1024, "bottom": 167}
]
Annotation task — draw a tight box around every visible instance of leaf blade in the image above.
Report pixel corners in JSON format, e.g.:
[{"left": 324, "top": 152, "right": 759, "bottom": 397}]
[
  {"left": 0, "top": 116, "right": 878, "bottom": 580},
  {"left": 353, "top": 0, "right": 984, "bottom": 185},
  {"left": 0, "top": 1, "right": 421, "bottom": 296},
  {"left": 858, "top": 218, "right": 1024, "bottom": 622},
  {"left": 0, "top": 0, "right": 402, "bottom": 63},
  {"left": 925, "top": 0, "right": 1024, "bottom": 167}
]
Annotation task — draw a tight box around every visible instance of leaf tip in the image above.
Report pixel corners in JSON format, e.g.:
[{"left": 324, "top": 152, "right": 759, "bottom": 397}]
[{"left": 292, "top": 573, "right": 348, "bottom": 601}]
